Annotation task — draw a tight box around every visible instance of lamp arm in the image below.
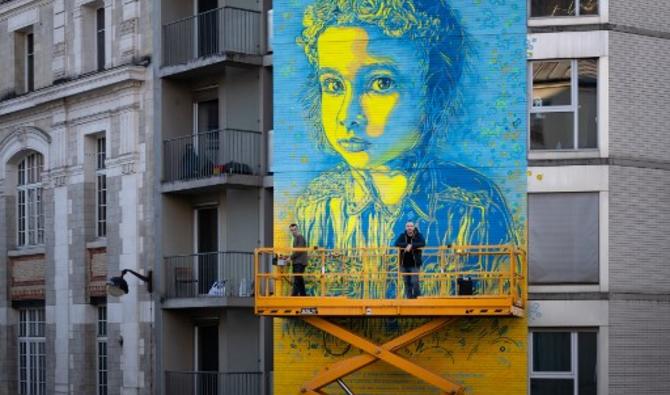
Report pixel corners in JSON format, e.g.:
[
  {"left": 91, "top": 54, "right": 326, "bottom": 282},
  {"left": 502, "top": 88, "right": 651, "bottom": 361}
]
[{"left": 121, "top": 269, "right": 153, "bottom": 293}]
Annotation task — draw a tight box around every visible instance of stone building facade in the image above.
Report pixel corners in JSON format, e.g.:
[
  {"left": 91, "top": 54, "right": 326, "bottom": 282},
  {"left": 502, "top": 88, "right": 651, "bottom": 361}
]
[{"left": 0, "top": 0, "right": 154, "bottom": 394}]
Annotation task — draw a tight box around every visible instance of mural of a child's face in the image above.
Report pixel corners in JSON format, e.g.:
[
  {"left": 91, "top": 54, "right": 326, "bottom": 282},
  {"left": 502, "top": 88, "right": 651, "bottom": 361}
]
[{"left": 316, "top": 26, "right": 428, "bottom": 170}]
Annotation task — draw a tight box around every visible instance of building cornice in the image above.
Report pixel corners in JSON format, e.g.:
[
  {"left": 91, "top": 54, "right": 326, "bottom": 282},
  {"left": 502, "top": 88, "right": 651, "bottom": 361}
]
[
  {"left": 0, "top": 65, "right": 147, "bottom": 117},
  {"left": 0, "top": 0, "right": 48, "bottom": 20}
]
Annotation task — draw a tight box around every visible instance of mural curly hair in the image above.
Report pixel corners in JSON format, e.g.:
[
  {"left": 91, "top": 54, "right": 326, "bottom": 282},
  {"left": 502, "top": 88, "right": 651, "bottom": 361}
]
[{"left": 297, "top": 0, "right": 470, "bottom": 153}]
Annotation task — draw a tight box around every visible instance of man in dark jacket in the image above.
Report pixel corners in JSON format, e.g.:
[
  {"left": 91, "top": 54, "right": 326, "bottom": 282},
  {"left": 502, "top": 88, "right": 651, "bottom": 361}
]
[
  {"left": 289, "top": 223, "right": 308, "bottom": 296},
  {"left": 394, "top": 221, "right": 426, "bottom": 298}
]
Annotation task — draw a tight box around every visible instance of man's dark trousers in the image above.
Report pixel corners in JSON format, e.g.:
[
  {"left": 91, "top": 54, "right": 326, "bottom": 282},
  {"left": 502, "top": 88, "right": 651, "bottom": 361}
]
[{"left": 291, "top": 263, "right": 307, "bottom": 296}]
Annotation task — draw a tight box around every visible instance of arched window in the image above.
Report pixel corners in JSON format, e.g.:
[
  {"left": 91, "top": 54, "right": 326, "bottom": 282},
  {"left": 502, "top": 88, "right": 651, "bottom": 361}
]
[{"left": 17, "top": 152, "right": 44, "bottom": 246}]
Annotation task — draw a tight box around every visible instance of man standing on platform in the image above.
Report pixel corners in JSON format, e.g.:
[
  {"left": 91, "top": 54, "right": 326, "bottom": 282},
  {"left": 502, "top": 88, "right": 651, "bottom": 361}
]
[
  {"left": 394, "top": 221, "right": 425, "bottom": 299},
  {"left": 289, "top": 224, "right": 308, "bottom": 296}
]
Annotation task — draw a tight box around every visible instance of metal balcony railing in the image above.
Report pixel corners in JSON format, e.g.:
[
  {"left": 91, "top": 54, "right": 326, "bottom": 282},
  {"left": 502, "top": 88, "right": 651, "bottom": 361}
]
[
  {"left": 162, "top": 129, "right": 261, "bottom": 183},
  {"left": 165, "top": 371, "right": 262, "bottom": 395},
  {"left": 162, "top": 6, "right": 261, "bottom": 66},
  {"left": 254, "top": 245, "right": 527, "bottom": 316},
  {"left": 164, "top": 252, "right": 254, "bottom": 299}
]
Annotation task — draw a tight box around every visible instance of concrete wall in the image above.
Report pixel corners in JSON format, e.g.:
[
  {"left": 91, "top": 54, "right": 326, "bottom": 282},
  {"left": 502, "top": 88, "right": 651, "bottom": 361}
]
[
  {"left": 609, "top": 299, "right": 670, "bottom": 394},
  {"left": 609, "top": 0, "right": 670, "bottom": 33},
  {"left": 608, "top": 166, "right": 670, "bottom": 294},
  {"left": 163, "top": 310, "right": 195, "bottom": 371},
  {"left": 225, "top": 188, "right": 260, "bottom": 251},
  {"left": 221, "top": 309, "right": 260, "bottom": 372},
  {"left": 608, "top": 32, "right": 670, "bottom": 162}
]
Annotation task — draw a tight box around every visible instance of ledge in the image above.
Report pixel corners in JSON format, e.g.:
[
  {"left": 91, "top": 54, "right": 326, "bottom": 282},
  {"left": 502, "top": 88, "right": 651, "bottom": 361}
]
[
  {"left": 8, "top": 246, "right": 46, "bottom": 257},
  {"left": 162, "top": 296, "right": 254, "bottom": 309},
  {"left": 86, "top": 239, "right": 108, "bottom": 249},
  {"left": 161, "top": 174, "right": 263, "bottom": 193},
  {"left": 159, "top": 53, "right": 262, "bottom": 79},
  {"left": 0, "top": 65, "right": 147, "bottom": 116}
]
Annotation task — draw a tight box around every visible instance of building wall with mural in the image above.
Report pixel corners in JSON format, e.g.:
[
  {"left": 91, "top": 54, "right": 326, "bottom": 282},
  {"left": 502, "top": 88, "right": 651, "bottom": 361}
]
[{"left": 273, "top": 0, "right": 527, "bottom": 393}]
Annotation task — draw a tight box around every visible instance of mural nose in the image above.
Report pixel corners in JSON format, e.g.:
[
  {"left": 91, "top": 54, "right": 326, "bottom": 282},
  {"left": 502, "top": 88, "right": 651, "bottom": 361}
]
[{"left": 338, "top": 95, "right": 366, "bottom": 132}]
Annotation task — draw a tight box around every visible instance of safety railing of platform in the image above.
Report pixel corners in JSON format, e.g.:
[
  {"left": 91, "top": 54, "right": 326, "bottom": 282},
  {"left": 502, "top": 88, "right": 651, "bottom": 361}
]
[{"left": 254, "top": 246, "right": 525, "bottom": 307}]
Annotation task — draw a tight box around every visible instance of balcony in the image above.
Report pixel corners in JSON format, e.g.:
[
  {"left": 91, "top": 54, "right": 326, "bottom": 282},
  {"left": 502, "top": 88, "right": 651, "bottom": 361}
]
[
  {"left": 161, "top": 6, "right": 262, "bottom": 78},
  {"left": 162, "top": 129, "right": 262, "bottom": 193},
  {"left": 254, "top": 245, "right": 526, "bottom": 317},
  {"left": 165, "top": 371, "right": 262, "bottom": 395},
  {"left": 163, "top": 251, "right": 254, "bottom": 308}
]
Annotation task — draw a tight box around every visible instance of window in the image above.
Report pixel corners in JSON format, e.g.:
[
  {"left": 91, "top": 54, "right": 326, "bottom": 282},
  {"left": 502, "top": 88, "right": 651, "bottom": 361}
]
[
  {"left": 17, "top": 152, "right": 44, "bottom": 247},
  {"left": 530, "top": 0, "right": 599, "bottom": 17},
  {"left": 96, "top": 7, "right": 105, "bottom": 71},
  {"left": 96, "top": 137, "right": 107, "bottom": 238},
  {"left": 530, "top": 59, "right": 598, "bottom": 150},
  {"left": 25, "top": 33, "right": 34, "bottom": 92},
  {"left": 18, "top": 308, "right": 46, "bottom": 395},
  {"left": 96, "top": 305, "right": 108, "bottom": 395},
  {"left": 530, "top": 330, "right": 597, "bottom": 395},
  {"left": 529, "top": 193, "right": 599, "bottom": 284}
]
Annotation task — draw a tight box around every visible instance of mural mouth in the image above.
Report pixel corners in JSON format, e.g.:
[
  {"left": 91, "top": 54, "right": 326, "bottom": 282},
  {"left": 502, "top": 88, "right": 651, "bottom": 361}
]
[{"left": 338, "top": 137, "right": 371, "bottom": 152}]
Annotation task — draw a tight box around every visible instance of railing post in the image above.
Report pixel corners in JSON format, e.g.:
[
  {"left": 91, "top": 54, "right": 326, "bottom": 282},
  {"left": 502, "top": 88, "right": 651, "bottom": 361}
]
[
  {"left": 397, "top": 248, "right": 402, "bottom": 300},
  {"left": 320, "top": 250, "right": 326, "bottom": 297},
  {"left": 509, "top": 246, "right": 515, "bottom": 299}
]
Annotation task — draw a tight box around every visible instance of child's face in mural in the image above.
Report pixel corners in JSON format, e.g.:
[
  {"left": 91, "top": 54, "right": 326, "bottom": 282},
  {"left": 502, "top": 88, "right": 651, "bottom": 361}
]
[{"left": 316, "top": 26, "right": 427, "bottom": 170}]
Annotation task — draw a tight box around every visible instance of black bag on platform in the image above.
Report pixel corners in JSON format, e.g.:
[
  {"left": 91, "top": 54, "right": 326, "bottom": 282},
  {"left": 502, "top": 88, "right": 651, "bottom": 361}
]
[{"left": 457, "top": 277, "right": 474, "bottom": 295}]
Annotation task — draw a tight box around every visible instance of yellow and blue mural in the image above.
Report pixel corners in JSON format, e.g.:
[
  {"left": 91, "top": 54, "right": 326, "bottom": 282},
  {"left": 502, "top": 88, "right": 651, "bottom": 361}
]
[{"left": 273, "top": 0, "right": 527, "bottom": 392}]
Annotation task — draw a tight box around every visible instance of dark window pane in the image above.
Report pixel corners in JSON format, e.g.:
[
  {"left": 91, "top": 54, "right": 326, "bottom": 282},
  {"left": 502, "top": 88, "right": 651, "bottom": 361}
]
[
  {"left": 197, "top": 0, "right": 219, "bottom": 57},
  {"left": 533, "top": 61, "right": 572, "bottom": 107},
  {"left": 530, "top": 0, "right": 576, "bottom": 17},
  {"left": 533, "top": 332, "right": 571, "bottom": 371},
  {"left": 578, "top": 59, "right": 598, "bottom": 148},
  {"left": 197, "top": 99, "right": 219, "bottom": 132},
  {"left": 97, "top": 8, "right": 105, "bottom": 71},
  {"left": 530, "top": 112, "right": 574, "bottom": 150},
  {"left": 529, "top": 193, "right": 599, "bottom": 284},
  {"left": 531, "top": 379, "right": 574, "bottom": 395},
  {"left": 579, "top": 332, "right": 598, "bottom": 395},
  {"left": 27, "top": 34, "right": 34, "bottom": 91},
  {"left": 580, "top": 0, "right": 599, "bottom": 15}
]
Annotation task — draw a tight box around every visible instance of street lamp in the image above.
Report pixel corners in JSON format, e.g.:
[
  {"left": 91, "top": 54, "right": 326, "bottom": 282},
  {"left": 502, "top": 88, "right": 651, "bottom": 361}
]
[{"left": 107, "top": 269, "right": 153, "bottom": 296}]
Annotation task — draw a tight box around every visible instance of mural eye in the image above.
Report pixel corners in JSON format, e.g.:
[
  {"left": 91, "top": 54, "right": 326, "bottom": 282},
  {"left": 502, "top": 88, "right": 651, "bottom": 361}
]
[
  {"left": 370, "top": 77, "right": 394, "bottom": 93},
  {"left": 321, "top": 78, "right": 344, "bottom": 94}
]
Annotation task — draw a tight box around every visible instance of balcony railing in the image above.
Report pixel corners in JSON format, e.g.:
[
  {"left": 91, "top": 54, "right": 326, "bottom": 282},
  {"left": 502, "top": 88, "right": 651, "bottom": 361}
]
[
  {"left": 164, "top": 251, "right": 254, "bottom": 299},
  {"left": 165, "top": 371, "right": 262, "bottom": 395},
  {"left": 162, "top": 6, "right": 261, "bottom": 67},
  {"left": 254, "top": 245, "right": 526, "bottom": 316},
  {"left": 163, "top": 129, "right": 261, "bottom": 183}
]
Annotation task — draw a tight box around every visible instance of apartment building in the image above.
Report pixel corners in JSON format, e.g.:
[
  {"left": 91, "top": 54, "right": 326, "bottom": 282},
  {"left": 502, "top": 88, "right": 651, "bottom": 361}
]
[
  {"left": 153, "top": 0, "right": 273, "bottom": 394},
  {"left": 526, "top": 1, "right": 670, "bottom": 393},
  {"left": 0, "top": 0, "right": 154, "bottom": 394}
]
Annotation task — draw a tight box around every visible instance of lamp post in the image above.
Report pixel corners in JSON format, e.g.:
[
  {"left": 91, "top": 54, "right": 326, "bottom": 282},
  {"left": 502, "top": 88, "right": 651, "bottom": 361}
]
[{"left": 107, "top": 269, "right": 153, "bottom": 296}]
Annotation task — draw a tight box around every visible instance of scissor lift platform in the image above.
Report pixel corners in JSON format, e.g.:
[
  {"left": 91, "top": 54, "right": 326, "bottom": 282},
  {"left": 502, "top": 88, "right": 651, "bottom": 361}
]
[{"left": 254, "top": 245, "right": 526, "bottom": 394}]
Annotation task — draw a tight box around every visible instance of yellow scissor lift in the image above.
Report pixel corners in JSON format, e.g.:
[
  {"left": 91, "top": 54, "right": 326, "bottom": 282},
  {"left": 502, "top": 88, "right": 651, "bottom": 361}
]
[{"left": 254, "top": 245, "right": 527, "bottom": 395}]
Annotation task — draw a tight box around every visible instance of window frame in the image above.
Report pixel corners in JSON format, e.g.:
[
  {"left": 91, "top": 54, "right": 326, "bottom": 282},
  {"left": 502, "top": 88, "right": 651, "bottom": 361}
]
[
  {"left": 529, "top": 58, "right": 599, "bottom": 152},
  {"left": 95, "top": 136, "right": 107, "bottom": 238},
  {"left": 528, "top": 0, "right": 600, "bottom": 19},
  {"left": 17, "top": 152, "right": 44, "bottom": 248},
  {"left": 18, "top": 307, "right": 46, "bottom": 395},
  {"left": 96, "top": 305, "right": 108, "bottom": 395},
  {"left": 529, "top": 328, "right": 598, "bottom": 395}
]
